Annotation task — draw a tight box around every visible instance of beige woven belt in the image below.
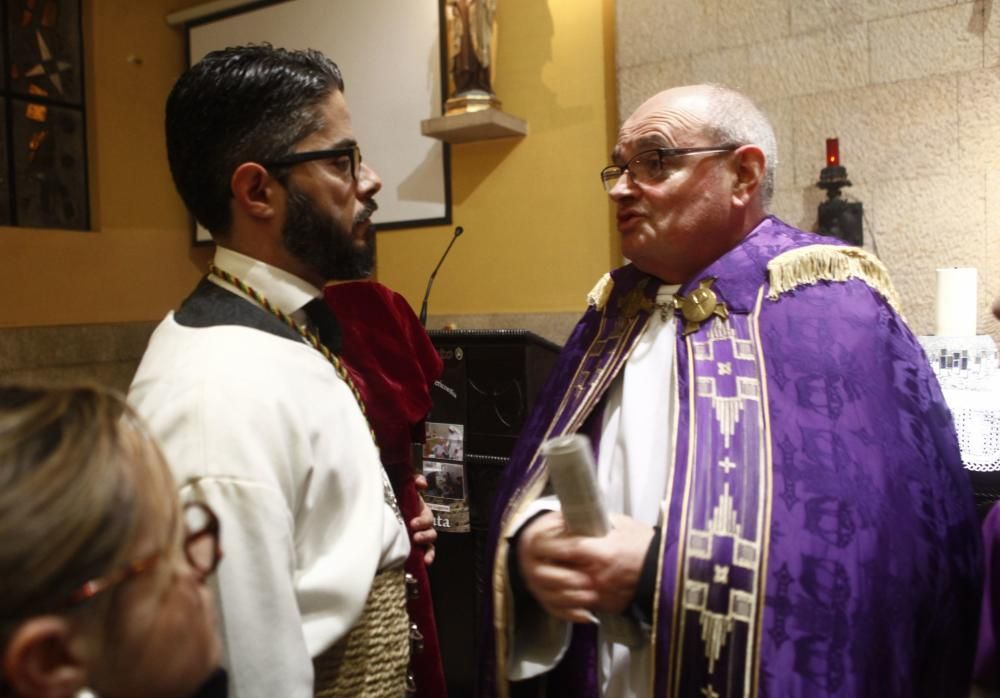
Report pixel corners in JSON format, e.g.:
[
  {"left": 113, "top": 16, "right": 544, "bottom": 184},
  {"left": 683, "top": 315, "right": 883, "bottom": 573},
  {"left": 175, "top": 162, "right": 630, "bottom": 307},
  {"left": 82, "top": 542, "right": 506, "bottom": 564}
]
[{"left": 313, "top": 567, "right": 409, "bottom": 697}]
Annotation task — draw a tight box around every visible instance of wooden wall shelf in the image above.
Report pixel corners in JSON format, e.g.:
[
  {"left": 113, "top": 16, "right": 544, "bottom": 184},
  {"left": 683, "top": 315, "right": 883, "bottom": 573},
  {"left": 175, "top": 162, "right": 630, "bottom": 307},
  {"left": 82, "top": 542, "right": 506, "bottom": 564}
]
[{"left": 421, "top": 108, "right": 527, "bottom": 144}]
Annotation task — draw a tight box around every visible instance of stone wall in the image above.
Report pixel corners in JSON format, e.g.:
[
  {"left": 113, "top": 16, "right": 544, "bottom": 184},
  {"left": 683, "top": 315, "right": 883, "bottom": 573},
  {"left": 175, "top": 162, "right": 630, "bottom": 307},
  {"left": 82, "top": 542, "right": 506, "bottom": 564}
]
[
  {"left": 0, "top": 313, "right": 577, "bottom": 396},
  {"left": 0, "top": 323, "right": 156, "bottom": 394},
  {"left": 616, "top": 0, "right": 1000, "bottom": 340}
]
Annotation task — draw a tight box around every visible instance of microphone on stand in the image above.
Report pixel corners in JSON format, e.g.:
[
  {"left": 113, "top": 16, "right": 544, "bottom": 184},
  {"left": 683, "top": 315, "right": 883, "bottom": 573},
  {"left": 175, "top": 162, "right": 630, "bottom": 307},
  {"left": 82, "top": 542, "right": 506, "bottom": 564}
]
[{"left": 418, "top": 225, "right": 464, "bottom": 327}]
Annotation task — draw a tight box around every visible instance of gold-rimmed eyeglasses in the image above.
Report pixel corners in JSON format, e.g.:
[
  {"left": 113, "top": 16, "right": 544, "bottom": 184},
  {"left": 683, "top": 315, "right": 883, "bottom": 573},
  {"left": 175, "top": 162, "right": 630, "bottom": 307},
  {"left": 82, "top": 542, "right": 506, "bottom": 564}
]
[
  {"left": 68, "top": 502, "right": 222, "bottom": 605},
  {"left": 600, "top": 145, "right": 740, "bottom": 193}
]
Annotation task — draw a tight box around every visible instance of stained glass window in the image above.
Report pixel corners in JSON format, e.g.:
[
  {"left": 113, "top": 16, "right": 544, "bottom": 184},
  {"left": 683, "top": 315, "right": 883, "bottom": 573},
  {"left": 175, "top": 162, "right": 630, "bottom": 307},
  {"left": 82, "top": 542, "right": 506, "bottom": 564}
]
[{"left": 2, "top": 0, "right": 86, "bottom": 230}]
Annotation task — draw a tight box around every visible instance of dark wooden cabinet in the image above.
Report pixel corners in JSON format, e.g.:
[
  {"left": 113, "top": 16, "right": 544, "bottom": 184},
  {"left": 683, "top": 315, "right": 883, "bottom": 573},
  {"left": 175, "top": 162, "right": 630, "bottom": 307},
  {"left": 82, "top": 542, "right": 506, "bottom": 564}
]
[{"left": 426, "top": 330, "right": 560, "bottom": 697}]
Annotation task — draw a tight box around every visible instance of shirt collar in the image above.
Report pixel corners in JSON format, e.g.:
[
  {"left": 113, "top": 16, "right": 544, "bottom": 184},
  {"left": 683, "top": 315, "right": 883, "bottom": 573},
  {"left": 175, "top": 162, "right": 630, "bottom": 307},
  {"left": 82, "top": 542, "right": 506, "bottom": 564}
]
[
  {"left": 656, "top": 283, "right": 681, "bottom": 301},
  {"left": 209, "top": 246, "right": 322, "bottom": 322}
]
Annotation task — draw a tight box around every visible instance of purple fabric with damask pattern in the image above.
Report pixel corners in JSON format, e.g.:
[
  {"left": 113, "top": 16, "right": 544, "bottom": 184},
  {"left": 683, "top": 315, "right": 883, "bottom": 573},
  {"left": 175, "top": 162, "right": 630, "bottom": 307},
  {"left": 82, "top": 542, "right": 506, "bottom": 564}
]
[
  {"left": 479, "top": 217, "right": 982, "bottom": 698},
  {"left": 975, "top": 503, "right": 1000, "bottom": 687}
]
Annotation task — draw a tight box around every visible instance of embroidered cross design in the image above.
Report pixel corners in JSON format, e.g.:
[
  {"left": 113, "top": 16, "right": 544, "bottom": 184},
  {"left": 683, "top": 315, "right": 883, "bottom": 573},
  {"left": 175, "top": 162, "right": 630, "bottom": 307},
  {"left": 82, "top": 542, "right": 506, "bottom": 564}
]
[
  {"left": 695, "top": 326, "right": 762, "bottom": 449},
  {"left": 684, "top": 484, "right": 759, "bottom": 673}
]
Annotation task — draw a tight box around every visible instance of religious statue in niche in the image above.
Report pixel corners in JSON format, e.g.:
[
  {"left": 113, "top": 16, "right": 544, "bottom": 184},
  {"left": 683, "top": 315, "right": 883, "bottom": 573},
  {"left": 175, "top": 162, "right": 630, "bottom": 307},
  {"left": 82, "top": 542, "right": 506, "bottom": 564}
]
[
  {"left": 445, "top": 0, "right": 500, "bottom": 115},
  {"left": 3, "top": 0, "right": 87, "bottom": 230}
]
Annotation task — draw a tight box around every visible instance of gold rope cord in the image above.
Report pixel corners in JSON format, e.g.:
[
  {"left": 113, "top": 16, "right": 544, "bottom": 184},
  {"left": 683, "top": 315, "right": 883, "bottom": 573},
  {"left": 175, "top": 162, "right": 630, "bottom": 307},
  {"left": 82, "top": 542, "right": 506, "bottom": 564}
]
[
  {"left": 206, "top": 265, "right": 403, "bottom": 523},
  {"left": 208, "top": 265, "right": 378, "bottom": 436}
]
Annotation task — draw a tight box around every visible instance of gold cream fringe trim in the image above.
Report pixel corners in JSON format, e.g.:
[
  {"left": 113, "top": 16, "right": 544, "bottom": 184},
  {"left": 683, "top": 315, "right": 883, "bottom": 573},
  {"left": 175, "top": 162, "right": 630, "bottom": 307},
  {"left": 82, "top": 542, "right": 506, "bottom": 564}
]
[
  {"left": 767, "top": 245, "right": 904, "bottom": 317},
  {"left": 587, "top": 272, "right": 614, "bottom": 310}
]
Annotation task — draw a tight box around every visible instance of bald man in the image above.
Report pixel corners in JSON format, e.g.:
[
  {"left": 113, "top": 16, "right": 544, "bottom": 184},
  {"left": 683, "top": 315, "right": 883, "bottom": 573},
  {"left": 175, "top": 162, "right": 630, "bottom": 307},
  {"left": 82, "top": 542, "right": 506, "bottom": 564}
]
[{"left": 480, "top": 85, "right": 982, "bottom": 697}]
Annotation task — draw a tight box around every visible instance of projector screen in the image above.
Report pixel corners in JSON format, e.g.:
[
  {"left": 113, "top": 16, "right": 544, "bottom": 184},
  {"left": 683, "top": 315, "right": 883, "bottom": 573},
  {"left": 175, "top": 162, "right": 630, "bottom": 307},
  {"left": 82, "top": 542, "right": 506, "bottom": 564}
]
[{"left": 186, "top": 0, "right": 451, "bottom": 243}]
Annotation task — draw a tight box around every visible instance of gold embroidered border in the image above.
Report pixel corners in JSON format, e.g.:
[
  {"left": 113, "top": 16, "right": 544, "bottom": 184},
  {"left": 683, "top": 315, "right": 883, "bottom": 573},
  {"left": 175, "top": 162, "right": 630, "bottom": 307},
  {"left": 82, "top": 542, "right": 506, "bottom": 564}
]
[
  {"left": 668, "top": 307, "right": 772, "bottom": 698},
  {"left": 492, "top": 308, "right": 652, "bottom": 697},
  {"left": 668, "top": 329, "right": 700, "bottom": 695},
  {"left": 648, "top": 329, "right": 682, "bottom": 696},
  {"left": 748, "top": 287, "right": 773, "bottom": 696}
]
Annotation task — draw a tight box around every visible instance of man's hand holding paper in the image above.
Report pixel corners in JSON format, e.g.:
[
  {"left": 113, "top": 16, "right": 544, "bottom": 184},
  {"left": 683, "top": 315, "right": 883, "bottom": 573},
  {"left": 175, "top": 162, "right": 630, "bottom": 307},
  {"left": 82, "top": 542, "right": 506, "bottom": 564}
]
[{"left": 516, "top": 508, "right": 654, "bottom": 619}]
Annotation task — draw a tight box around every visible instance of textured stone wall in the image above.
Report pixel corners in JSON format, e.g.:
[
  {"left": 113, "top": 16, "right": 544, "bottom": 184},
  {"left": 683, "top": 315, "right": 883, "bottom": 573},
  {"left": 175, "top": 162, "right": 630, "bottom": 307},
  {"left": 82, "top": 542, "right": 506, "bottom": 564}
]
[
  {"left": 616, "top": 0, "right": 1000, "bottom": 340},
  {"left": 0, "top": 323, "right": 156, "bottom": 394}
]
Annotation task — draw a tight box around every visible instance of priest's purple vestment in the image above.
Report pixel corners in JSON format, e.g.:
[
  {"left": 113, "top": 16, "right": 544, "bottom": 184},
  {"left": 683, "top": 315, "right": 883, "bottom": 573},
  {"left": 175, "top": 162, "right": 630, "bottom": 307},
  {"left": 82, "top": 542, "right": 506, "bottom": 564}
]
[{"left": 481, "top": 217, "right": 982, "bottom": 697}]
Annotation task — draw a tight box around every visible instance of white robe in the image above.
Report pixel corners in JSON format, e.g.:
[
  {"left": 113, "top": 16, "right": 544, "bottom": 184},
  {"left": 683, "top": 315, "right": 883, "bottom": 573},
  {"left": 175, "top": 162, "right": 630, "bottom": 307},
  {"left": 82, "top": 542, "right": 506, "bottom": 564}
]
[
  {"left": 129, "top": 247, "right": 408, "bottom": 698},
  {"left": 508, "top": 284, "right": 679, "bottom": 697}
]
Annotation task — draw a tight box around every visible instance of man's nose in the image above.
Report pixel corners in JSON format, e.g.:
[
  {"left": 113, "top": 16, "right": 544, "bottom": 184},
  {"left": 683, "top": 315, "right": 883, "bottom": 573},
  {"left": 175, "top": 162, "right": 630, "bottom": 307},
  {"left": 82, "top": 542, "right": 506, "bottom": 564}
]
[
  {"left": 357, "top": 162, "right": 382, "bottom": 199},
  {"left": 608, "top": 170, "right": 637, "bottom": 200}
]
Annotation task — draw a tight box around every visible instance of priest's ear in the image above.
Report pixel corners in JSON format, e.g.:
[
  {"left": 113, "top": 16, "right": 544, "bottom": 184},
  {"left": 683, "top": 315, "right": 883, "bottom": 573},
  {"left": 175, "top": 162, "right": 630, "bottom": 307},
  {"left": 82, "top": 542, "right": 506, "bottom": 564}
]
[
  {"left": 3, "top": 616, "right": 88, "bottom": 698},
  {"left": 230, "top": 161, "right": 282, "bottom": 222},
  {"left": 729, "top": 144, "right": 766, "bottom": 209}
]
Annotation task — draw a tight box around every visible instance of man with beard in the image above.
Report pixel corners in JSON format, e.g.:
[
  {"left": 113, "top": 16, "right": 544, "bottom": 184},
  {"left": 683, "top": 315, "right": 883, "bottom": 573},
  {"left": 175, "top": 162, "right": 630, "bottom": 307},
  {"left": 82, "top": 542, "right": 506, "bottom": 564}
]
[{"left": 128, "top": 45, "right": 420, "bottom": 698}]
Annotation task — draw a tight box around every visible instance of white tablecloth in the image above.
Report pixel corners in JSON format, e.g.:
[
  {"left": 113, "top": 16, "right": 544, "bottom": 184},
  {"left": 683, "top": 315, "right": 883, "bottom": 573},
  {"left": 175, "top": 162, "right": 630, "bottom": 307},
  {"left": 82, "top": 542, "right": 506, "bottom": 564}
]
[
  {"left": 940, "top": 377, "right": 1000, "bottom": 472},
  {"left": 919, "top": 335, "right": 1000, "bottom": 472}
]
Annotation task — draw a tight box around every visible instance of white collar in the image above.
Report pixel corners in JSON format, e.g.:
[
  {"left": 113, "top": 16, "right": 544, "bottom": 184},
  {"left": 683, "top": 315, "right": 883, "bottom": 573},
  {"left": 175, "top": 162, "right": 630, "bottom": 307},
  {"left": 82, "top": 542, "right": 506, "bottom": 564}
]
[
  {"left": 656, "top": 283, "right": 681, "bottom": 301},
  {"left": 209, "top": 247, "right": 322, "bottom": 322}
]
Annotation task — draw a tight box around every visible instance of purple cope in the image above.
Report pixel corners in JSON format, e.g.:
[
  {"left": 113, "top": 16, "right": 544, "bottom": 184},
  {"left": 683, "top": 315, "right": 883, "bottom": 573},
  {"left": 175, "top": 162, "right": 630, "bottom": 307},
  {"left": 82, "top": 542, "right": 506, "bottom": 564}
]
[{"left": 481, "top": 217, "right": 982, "bottom": 698}]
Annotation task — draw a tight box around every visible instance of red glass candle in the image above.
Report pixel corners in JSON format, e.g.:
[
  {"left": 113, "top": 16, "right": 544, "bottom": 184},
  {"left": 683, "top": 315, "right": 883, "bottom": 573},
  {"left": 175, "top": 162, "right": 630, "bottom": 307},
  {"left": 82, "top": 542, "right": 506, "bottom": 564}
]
[{"left": 826, "top": 138, "right": 840, "bottom": 166}]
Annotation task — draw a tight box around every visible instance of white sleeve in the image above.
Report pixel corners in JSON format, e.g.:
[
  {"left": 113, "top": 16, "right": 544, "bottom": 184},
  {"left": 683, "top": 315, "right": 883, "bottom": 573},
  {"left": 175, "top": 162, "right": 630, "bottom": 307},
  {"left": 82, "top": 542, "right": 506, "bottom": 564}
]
[
  {"left": 137, "top": 372, "right": 319, "bottom": 698},
  {"left": 182, "top": 478, "right": 313, "bottom": 698},
  {"left": 505, "top": 494, "right": 573, "bottom": 681},
  {"left": 129, "top": 326, "right": 387, "bottom": 698},
  {"left": 505, "top": 366, "right": 630, "bottom": 681}
]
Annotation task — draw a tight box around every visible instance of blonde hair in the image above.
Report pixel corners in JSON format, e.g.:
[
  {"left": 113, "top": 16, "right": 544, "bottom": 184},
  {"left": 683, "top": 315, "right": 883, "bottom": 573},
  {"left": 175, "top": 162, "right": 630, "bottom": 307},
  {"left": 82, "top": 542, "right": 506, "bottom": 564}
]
[{"left": 0, "top": 384, "right": 177, "bottom": 649}]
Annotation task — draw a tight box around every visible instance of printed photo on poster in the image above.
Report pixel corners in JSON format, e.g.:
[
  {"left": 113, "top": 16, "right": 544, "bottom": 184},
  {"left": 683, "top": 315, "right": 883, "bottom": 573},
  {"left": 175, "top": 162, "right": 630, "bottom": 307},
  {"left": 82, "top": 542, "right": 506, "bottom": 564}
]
[
  {"left": 423, "top": 460, "right": 470, "bottom": 531},
  {"left": 424, "top": 461, "right": 466, "bottom": 501},
  {"left": 424, "top": 421, "right": 464, "bottom": 461}
]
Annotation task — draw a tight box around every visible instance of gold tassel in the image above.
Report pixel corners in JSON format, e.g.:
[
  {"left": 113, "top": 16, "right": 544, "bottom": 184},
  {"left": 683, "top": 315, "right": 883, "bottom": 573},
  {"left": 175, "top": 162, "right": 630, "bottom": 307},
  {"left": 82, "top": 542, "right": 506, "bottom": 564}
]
[
  {"left": 767, "top": 245, "right": 905, "bottom": 317},
  {"left": 587, "top": 272, "right": 614, "bottom": 310}
]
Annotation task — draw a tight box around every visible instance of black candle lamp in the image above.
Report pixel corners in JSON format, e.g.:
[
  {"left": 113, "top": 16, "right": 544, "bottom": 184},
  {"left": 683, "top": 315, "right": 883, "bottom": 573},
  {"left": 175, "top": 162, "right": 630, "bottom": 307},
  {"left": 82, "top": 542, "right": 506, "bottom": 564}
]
[{"left": 816, "top": 138, "right": 863, "bottom": 247}]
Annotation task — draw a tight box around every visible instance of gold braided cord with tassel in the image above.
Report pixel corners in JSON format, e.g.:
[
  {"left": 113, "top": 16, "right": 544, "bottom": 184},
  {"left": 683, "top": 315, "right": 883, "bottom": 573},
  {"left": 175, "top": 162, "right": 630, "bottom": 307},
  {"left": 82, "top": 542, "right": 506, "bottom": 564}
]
[
  {"left": 766, "top": 244, "right": 905, "bottom": 318},
  {"left": 207, "top": 264, "right": 375, "bottom": 438},
  {"left": 208, "top": 265, "right": 411, "bottom": 688}
]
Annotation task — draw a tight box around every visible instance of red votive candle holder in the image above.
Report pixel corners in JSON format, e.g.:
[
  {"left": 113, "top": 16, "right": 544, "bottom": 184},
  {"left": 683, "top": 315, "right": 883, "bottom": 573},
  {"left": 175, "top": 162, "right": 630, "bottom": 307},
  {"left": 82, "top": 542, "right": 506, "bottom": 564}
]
[{"left": 826, "top": 138, "right": 840, "bottom": 167}]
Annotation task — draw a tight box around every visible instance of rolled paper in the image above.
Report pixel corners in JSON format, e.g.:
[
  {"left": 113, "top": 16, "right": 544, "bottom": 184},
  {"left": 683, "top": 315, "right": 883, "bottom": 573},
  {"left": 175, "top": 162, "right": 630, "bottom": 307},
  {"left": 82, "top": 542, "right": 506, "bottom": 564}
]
[
  {"left": 935, "top": 267, "right": 978, "bottom": 336},
  {"left": 541, "top": 433, "right": 609, "bottom": 537},
  {"left": 541, "top": 432, "right": 643, "bottom": 647}
]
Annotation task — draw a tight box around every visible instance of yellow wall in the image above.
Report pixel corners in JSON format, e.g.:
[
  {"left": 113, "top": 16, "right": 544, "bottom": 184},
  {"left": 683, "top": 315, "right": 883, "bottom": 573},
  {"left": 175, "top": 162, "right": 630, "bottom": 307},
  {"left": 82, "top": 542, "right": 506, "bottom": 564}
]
[
  {"left": 0, "top": 0, "right": 212, "bottom": 328},
  {"left": 0, "top": 0, "right": 616, "bottom": 328},
  {"left": 376, "top": 0, "right": 618, "bottom": 316}
]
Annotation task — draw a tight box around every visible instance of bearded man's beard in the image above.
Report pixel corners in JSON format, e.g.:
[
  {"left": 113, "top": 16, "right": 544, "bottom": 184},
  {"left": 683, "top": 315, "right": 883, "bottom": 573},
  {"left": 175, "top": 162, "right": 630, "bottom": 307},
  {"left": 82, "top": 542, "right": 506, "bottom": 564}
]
[{"left": 281, "top": 187, "right": 376, "bottom": 282}]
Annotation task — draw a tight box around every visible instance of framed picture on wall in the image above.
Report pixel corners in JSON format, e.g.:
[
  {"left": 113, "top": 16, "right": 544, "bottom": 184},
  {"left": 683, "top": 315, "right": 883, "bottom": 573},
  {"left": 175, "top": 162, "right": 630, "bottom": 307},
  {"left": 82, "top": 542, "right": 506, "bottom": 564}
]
[{"left": 185, "top": 0, "right": 451, "bottom": 246}]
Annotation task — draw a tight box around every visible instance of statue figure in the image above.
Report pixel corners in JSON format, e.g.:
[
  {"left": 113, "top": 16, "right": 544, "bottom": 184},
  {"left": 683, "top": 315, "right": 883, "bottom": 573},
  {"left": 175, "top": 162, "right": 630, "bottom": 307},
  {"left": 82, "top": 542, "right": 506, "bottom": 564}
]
[{"left": 445, "top": 0, "right": 500, "bottom": 114}]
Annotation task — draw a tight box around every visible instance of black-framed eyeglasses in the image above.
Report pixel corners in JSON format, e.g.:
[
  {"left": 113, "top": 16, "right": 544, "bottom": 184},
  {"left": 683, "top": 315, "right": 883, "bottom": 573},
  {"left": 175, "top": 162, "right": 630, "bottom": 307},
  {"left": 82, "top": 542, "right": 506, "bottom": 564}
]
[
  {"left": 68, "top": 502, "right": 222, "bottom": 605},
  {"left": 261, "top": 145, "right": 362, "bottom": 181},
  {"left": 600, "top": 145, "right": 740, "bottom": 193}
]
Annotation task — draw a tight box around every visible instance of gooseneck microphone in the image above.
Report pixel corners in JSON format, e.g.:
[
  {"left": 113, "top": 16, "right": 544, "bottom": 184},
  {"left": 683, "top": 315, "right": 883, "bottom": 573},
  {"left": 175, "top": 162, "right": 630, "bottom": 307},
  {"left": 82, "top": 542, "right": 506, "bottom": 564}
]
[{"left": 418, "top": 225, "right": 464, "bottom": 327}]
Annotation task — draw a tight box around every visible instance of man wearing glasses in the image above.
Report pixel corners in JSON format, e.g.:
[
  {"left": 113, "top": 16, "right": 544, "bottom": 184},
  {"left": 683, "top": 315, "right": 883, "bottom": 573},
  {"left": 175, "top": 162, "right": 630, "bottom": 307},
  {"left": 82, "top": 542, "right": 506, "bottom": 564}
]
[
  {"left": 129, "top": 45, "right": 424, "bottom": 697},
  {"left": 482, "top": 84, "right": 982, "bottom": 697}
]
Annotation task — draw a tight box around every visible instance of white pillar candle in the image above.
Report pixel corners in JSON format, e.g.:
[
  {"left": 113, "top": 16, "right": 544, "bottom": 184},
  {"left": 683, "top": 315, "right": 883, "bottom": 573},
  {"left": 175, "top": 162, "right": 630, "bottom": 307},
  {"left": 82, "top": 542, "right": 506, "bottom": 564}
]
[{"left": 935, "top": 267, "right": 978, "bottom": 336}]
